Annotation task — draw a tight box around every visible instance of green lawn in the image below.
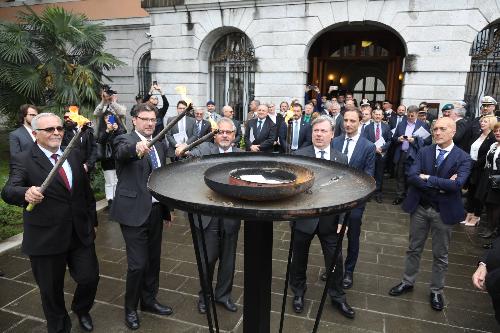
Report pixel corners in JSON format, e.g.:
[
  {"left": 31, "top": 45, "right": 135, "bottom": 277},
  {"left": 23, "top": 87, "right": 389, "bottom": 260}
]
[{"left": 0, "top": 129, "right": 23, "bottom": 240}]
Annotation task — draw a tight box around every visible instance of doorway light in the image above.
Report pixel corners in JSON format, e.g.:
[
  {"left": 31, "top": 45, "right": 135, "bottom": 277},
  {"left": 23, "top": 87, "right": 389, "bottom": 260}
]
[
  {"left": 398, "top": 73, "right": 404, "bottom": 80},
  {"left": 328, "top": 74, "right": 334, "bottom": 81},
  {"left": 361, "top": 40, "right": 373, "bottom": 48},
  {"left": 339, "top": 77, "right": 344, "bottom": 84}
]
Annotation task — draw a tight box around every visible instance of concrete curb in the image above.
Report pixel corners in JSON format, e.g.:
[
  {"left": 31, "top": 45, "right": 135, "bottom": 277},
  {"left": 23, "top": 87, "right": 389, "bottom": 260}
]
[{"left": 0, "top": 199, "right": 109, "bottom": 255}]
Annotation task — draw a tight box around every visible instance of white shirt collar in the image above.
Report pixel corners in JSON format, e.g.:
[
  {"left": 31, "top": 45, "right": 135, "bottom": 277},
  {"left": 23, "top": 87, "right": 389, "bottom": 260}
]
[
  {"left": 24, "top": 124, "right": 36, "bottom": 141},
  {"left": 218, "top": 146, "right": 233, "bottom": 154},
  {"left": 37, "top": 144, "right": 63, "bottom": 160},
  {"left": 135, "top": 130, "right": 152, "bottom": 141},
  {"left": 314, "top": 145, "right": 331, "bottom": 159},
  {"left": 346, "top": 131, "right": 361, "bottom": 143},
  {"left": 437, "top": 142, "right": 454, "bottom": 153}
]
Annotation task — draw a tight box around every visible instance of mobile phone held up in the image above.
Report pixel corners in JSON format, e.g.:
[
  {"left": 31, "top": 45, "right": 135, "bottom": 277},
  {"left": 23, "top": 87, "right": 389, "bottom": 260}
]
[
  {"left": 153, "top": 80, "right": 158, "bottom": 86},
  {"left": 108, "top": 115, "right": 116, "bottom": 125}
]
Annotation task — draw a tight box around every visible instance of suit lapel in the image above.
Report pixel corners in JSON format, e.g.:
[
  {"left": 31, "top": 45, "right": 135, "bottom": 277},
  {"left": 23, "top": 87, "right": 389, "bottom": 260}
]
[
  {"left": 436, "top": 146, "right": 458, "bottom": 176},
  {"left": 132, "top": 131, "right": 153, "bottom": 171},
  {"left": 350, "top": 138, "right": 363, "bottom": 167},
  {"left": 32, "top": 145, "right": 69, "bottom": 192}
]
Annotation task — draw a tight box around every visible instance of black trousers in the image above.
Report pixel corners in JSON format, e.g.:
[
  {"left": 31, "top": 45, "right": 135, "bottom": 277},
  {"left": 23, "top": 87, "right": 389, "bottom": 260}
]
[
  {"left": 120, "top": 204, "right": 164, "bottom": 311},
  {"left": 29, "top": 238, "right": 99, "bottom": 333},
  {"left": 374, "top": 154, "right": 386, "bottom": 193},
  {"left": 486, "top": 244, "right": 500, "bottom": 324},
  {"left": 196, "top": 219, "right": 239, "bottom": 303},
  {"left": 290, "top": 225, "right": 345, "bottom": 303},
  {"left": 345, "top": 206, "right": 365, "bottom": 273},
  {"left": 395, "top": 151, "right": 409, "bottom": 198}
]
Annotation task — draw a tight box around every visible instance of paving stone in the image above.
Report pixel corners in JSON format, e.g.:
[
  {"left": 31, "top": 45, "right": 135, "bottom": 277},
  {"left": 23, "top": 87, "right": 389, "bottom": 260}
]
[
  {"left": 5, "top": 289, "right": 71, "bottom": 321},
  {"left": 384, "top": 314, "right": 465, "bottom": 333},
  {"left": 0, "top": 278, "right": 36, "bottom": 308},
  {"left": 0, "top": 309, "right": 24, "bottom": 332},
  {"left": 4, "top": 318, "right": 46, "bottom": 333},
  {"left": 0, "top": 254, "right": 31, "bottom": 279}
]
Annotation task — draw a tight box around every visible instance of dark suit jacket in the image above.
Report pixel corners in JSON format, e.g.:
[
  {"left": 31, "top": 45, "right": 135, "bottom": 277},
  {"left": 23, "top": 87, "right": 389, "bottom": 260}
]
[
  {"left": 232, "top": 119, "right": 242, "bottom": 147},
  {"left": 111, "top": 132, "right": 169, "bottom": 226},
  {"left": 402, "top": 144, "right": 472, "bottom": 225},
  {"left": 331, "top": 114, "right": 344, "bottom": 137},
  {"left": 62, "top": 127, "right": 98, "bottom": 172},
  {"left": 187, "top": 119, "right": 211, "bottom": 144},
  {"left": 392, "top": 119, "right": 431, "bottom": 164},
  {"left": 389, "top": 115, "right": 406, "bottom": 130},
  {"left": 453, "top": 118, "right": 471, "bottom": 152},
  {"left": 362, "top": 121, "right": 392, "bottom": 153},
  {"left": 8, "top": 126, "right": 34, "bottom": 156},
  {"left": 165, "top": 116, "right": 196, "bottom": 157},
  {"left": 293, "top": 144, "right": 348, "bottom": 235},
  {"left": 332, "top": 134, "right": 376, "bottom": 177},
  {"left": 277, "top": 118, "right": 312, "bottom": 152},
  {"left": 189, "top": 142, "right": 242, "bottom": 233},
  {"left": 1, "top": 145, "right": 97, "bottom": 256},
  {"left": 244, "top": 116, "right": 277, "bottom": 152}
]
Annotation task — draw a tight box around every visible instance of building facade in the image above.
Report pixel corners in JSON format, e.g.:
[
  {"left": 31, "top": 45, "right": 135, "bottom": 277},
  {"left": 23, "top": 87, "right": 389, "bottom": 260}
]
[{"left": 1, "top": 0, "right": 500, "bottom": 120}]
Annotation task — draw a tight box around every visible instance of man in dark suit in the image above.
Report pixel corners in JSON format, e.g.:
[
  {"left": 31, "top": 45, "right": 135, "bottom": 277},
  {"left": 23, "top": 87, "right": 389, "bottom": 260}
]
[
  {"left": 326, "top": 101, "right": 344, "bottom": 137},
  {"left": 332, "top": 109, "right": 376, "bottom": 289},
  {"left": 222, "top": 105, "right": 242, "bottom": 147},
  {"left": 111, "top": 104, "right": 173, "bottom": 330},
  {"left": 392, "top": 106, "right": 432, "bottom": 205},
  {"left": 8, "top": 104, "right": 38, "bottom": 156},
  {"left": 188, "top": 107, "right": 212, "bottom": 144},
  {"left": 473, "top": 237, "right": 500, "bottom": 324},
  {"left": 278, "top": 103, "right": 312, "bottom": 152},
  {"left": 449, "top": 102, "right": 471, "bottom": 152},
  {"left": 290, "top": 116, "right": 355, "bottom": 319},
  {"left": 2, "top": 113, "right": 99, "bottom": 333},
  {"left": 388, "top": 104, "right": 407, "bottom": 129},
  {"left": 176, "top": 118, "right": 242, "bottom": 314},
  {"left": 362, "top": 108, "right": 392, "bottom": 203},
  {"left": 62, "top": 109, "right": 97, "bottom": 174},
  {"left": 389, "top": 117, "right": 472, "bottom": 311},
  {"left": 244, "top": 103, "right": 277, "bottom": 152},
  {"left": 166, "top": 100, "right": 196, "bottom": 159}
]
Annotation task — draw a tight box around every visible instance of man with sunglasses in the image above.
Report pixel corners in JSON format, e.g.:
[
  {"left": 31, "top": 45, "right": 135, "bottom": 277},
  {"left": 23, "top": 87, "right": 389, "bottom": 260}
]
[
  {"left": 2, "top": 113, "right": 99, "bottom": 333},
  {"left": 175, "top": 118, "right": 242, "bottom": 314},
  {"left": 111, "top": 104, "right": 173, "bottom": 330},
  {"left": 8, "top": 104, "right": 38, "bottom": 155}
]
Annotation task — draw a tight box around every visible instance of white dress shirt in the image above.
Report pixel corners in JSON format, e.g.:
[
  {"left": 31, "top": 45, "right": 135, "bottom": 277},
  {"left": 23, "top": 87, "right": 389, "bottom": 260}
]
[
  {"left": 314, "top": 145, "right": 331, "bottom": 160},
  {"left": 24, "top": 124, "right": 36, "bottom": 142},
  {"left": 219, "top": 146, "right": 233, "bottom": 154},
  {"left": 342, "top": 132, "right": 361, "bottom": 163},
  {"left": 38, "top": 145, "right": 73, "bottom": 189},
  {"left": 435, "top": 142, "right": 454, "bottom": 160}
]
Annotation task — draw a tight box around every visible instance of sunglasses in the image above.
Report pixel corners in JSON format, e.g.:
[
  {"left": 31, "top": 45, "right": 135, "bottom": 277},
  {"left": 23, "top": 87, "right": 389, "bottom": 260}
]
[
  {"left": 36, "top": 126, "right": 65, "bottom": 133},
  {"left": 217, "top": 130, "right": 235, "bottom": 135}
]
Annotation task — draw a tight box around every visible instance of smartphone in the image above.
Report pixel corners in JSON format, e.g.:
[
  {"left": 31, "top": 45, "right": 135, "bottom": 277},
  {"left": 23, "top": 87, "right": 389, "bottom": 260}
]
[
  {"left": 108, "top": 115, "right": 116, "bottom": 124},
  {"left": 403, "top": 135, "right": 408, "bottom": 140},
  {"left": 153, "top": 80, "right": 158, "bottom": 85}
]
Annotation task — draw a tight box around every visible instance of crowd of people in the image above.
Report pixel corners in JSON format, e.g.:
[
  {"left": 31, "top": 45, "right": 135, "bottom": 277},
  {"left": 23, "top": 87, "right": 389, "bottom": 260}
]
[{"left": 2, "top": 83, "right": 500, "bottom": 332}]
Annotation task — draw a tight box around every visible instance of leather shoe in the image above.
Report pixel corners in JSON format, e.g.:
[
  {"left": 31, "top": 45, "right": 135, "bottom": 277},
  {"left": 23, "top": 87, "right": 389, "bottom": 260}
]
[
  {"left": 125, "top": 310, "right": 140, "bottom": 330},
  {"left": 392, "top": 197, "right": 404, "bottom": 205},
  {"left": 430, "top": 292, "right": 444, "bottom": 311},
  {"left": 197, "top": 299, "right": 206, "bottom": 314},
  {"left": 292, "top": 296, "right": 304, "bottom": 313},
  {"left": 320, "top": 271, "right": 327, "bottom": 281},
  {"left": 389, "top": 282, "right": 413, "bottom": 296},
  {"left": 217, "top": 299, "right": 237, "bottom": 312},
  {"left": 342, "top": 272, "right": 353, "bottom": 289},
  {"left": 333, "top": 300, "right": 355, "bottom": 319},
  {"left": 77, "top": 313, "right": 93, "bottom": 332},
  {"left": 141, "top": 301, "right": 173, "bottom": 316}
]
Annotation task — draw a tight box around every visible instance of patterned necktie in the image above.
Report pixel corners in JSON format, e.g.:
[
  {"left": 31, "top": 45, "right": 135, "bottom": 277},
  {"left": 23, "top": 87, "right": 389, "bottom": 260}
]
[
  {"left": 376, "top": 123, "right": 380, "bottom": 141},
  {"left": 149, "top": 145, "right": 159, "bottom": 169},
  {"left": 51, "top": 154, "right": 71, "bottom": 191},
  {"left": 257, "top": 120, "right": 263, "bottom": 135},
  {"left": 319, "top": 150, "right": 326, "bottom": 159},
  {"left": 436, "top": 148, "right": 447, "bottom": 168},
  {"left": 292, "top": 120, "right": 300, "bottom": 149},
  {"left": 195, "top": 121, "right": 201, "bottom": 136},
  {"left": 343, "top": 138, "right": 351, "bottom": 155}
]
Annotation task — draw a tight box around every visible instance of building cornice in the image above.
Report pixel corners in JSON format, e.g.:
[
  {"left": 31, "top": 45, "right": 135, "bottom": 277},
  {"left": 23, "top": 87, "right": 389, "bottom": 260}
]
[{"left": 92, "top": 16, "right": 151, "bottom": 31}]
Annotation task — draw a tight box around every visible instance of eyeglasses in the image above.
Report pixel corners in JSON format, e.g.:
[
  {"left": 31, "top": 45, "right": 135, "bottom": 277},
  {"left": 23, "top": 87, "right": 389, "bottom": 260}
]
[
  {"left": 217, "top": 130, "right": 235, "bottom": 135},
  {"left": 27, "top": 114, "right": 38, "bottom": 117},
  {"left": 35, "top": 126, "right": 64, "bottom": 133},
  {"left": 136, "top": 116, "right": 157, "bottom": 123}
]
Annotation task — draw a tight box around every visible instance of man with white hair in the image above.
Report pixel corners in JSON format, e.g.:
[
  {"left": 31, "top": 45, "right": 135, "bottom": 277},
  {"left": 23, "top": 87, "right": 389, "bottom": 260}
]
[
  {"left": 326, "top": 101, "right": 344, "bottom": 137},
  {"left": 449, "top": 101, "right": 470, "bottom": 151}
]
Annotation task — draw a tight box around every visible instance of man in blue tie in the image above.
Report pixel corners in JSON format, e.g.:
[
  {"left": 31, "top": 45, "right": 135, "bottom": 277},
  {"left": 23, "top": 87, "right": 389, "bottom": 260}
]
[
  {"left": 277, "top": 103, "right": 312, "bottom": 152},
  {"left": 388, "top": 117, "right": 472, "bottom": 311},
  {"left": 244, "top": 103, "right": 277, "bottom": 152},
  {"left": 112, "top": 104, "right": 173, "bottom": 330}
]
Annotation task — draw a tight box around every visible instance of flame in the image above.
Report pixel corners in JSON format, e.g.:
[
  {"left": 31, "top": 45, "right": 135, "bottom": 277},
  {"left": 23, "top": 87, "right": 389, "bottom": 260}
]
[
  {"left": 175, "top": 85, "right": 192, "bottom": 105},
  {"left": 68, "top": 105, "right": 79, "bottom": 114},
  {"left": 208, "top": 117, "right": 218, "bottom": 130},
  {"left": 68, "top": 113, "right": 90, "bottom": 128}
]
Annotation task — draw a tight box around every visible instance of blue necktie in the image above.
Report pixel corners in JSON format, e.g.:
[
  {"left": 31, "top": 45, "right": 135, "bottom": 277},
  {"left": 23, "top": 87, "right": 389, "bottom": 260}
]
[
  {"left": 149, "top": 146, "right": 159, "bottom": 169},
  {"left": 319, "top": 150, "right": 326, "bottom": 159},
  {"left": 257, "top": 120, "right": 263, "bottom": 135},
  {"left": 436, "top": 149, "right": 447, "bottom": 168}
]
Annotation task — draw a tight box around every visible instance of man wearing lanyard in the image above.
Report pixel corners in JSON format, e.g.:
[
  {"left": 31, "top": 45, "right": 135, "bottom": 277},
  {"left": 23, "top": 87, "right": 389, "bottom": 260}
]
[{"left": 112, "top": 104, "right": 173, "bottom": 330}]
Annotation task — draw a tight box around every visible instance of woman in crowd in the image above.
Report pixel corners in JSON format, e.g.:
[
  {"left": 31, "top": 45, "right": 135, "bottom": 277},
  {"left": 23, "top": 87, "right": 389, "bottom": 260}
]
[
  {"left": 94, "top": 88, "right": 127, "bottom": 207},
  {"left": 475, "top": 122, "right": 500, "bottom": 246},
  {"left": 464, "top": 115, "right": 497, "bottom": 226}
]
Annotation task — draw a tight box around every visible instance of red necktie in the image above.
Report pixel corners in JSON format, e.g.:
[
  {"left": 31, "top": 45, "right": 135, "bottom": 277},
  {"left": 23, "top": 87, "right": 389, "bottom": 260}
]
[
  {"left": 51, "top": 154, "right": 71, "bottom": 191},
  {"left": 375, "top": 124, "right": 380, "bottom": 141}
]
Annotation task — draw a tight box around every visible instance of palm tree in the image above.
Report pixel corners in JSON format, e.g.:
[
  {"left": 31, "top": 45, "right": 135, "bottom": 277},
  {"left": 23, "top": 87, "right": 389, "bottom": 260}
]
[{"left": 0, "top": 6, "right": 124, "bottom": 122}]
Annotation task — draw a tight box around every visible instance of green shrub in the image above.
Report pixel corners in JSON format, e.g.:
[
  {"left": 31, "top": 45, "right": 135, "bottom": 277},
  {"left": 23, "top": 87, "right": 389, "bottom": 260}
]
[{"left": 0, "top": 200, "right": 23, "bottom": 240}]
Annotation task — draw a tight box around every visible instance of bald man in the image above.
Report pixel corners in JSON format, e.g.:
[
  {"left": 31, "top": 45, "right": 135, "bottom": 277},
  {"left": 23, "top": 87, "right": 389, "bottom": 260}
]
[{"left": 388, "top": 117, "right": 472, "bottom": 311}]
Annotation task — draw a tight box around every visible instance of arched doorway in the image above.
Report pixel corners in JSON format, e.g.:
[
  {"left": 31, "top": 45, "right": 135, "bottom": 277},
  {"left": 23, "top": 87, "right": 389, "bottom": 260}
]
[
  {"left": 464, "top": 21, "right": 500, "bottom": 117},
  {"left": 137, "top": 51, "right": 151, "bottom": 98},
  {"left": 210, "top": 32, "right": 255, "bottom": 121},
  {"left": 307, "top": 24, "right": 406, "bottom": 105}
]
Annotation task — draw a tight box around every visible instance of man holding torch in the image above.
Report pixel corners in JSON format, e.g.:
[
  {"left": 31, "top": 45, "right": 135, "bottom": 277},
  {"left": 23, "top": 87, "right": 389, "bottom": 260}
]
[{"left": 1, "top": 113, "right": 99, "bottom": 333}]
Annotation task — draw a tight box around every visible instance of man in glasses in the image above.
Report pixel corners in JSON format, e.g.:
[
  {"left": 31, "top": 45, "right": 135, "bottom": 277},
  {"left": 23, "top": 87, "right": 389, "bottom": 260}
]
[
  {"left": 175, "top": 118, "right": 242, "bottom": 314},
  {"left": 8, "top": 104, "right": 39, "bottom": 155},
  {"left": 111, "top": 104, "right": 173, "bottom": 330},
  {"left": 2, "top": 113, "right": 99, "bottom": 333}
]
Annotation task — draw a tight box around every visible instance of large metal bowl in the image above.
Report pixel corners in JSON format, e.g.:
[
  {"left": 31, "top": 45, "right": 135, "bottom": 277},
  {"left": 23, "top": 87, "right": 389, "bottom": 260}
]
[{"left": 204, "top": 160, "right": 315, "bottom": 201}]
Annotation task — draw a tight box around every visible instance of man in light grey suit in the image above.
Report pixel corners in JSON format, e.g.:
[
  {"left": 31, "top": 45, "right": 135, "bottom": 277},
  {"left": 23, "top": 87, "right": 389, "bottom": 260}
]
[
  {"left": 205, "top": 100, "right": 222, "bottom": 123},
  {"left": 326, "top": 101, "right": 344, "bottom": 137},
  {"left": 8, "top": 104, "right": 38, "bottom": 155},
  {"left": 165, "top": 100, "right": 195, "bottom": 159},
  {"left": 175, "top": 117, "right": 242, "bottom": 314},
  {"left": 290, "top": 116, "right": 355, "bottom": 319}
]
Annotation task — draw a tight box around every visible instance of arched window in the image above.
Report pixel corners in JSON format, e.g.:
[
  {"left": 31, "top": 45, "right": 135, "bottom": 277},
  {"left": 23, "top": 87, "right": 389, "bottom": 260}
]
[
  {"left": 353, "top": 76, "right": 386, "bottom": 103},
  {"left": 137, "top": 52, "right": 151, "bottom": 98},
  {"left": 210, "top": 32, "right": 255, "bottom": 121}
]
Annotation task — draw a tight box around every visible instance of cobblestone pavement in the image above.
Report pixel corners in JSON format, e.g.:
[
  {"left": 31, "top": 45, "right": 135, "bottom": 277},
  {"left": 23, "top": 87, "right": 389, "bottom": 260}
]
[{"left": 0, "top": 180, "right": 498, "bottom": 332}]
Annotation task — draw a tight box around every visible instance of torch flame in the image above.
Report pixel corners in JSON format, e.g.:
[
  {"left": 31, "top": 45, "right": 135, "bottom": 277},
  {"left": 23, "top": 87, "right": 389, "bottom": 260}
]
[
  {"left": 175, "top": 85, "right": 192, "bottom": 106},
  {"left": 67, "top": 106, "right": 90, "bottom": 128}
]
